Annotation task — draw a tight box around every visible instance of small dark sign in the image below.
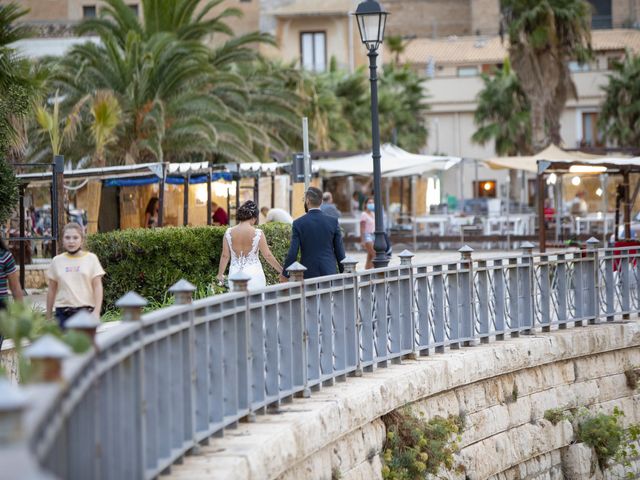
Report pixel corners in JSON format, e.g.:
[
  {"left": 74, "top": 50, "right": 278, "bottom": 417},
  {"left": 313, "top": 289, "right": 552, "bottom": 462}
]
[{"left": 292, "top": 153, "right": 306, "bottom": 183}]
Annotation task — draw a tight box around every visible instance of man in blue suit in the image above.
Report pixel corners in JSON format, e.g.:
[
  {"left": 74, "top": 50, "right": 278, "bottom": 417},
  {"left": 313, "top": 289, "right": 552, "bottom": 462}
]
[{"left": 281, "top": 187, "right": 346, "bottom": 280}]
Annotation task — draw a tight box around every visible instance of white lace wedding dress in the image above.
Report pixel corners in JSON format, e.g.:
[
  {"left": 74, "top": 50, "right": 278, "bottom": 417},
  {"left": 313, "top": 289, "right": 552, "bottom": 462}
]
[{"left": 225, "top": 228, "right": 266, "bottom": 290}]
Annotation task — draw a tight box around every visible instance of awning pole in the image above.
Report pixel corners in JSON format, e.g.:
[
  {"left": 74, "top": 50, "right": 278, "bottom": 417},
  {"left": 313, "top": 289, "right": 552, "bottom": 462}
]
[
  {"left": 183, "top": 173, "right": 190, "bottom": 226},
  {"left": 158, "top": 163, "right": 165, "bottom": 227}
]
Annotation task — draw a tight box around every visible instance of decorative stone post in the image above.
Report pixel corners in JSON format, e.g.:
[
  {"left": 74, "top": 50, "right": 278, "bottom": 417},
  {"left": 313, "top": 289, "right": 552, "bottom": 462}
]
[
  {"left": 286, "top": 262, "right": 307, "bottom": 283},
  {"left": 229, "top": 271, "right": 252, "bottom": 292},
  {"left": 398, "top": 249, "right": 415, "bottom": 267},
  {"left": 66, "top": 311, "right": 100, "bottom": 344},
  {"left": 115, "top": 291, "right": 148, "bottom": 322},
  {"left": 23, "top": 335, "right": 71, "bottom": 383},
  {"left": 340, "top": 257, "right": 358, "bottom": 274},
  {"left": 169, "top": 279, "right": 197, "bottom": 305},
  {"left": 0, "top": 379, "right": 27, "bottom": 445}
]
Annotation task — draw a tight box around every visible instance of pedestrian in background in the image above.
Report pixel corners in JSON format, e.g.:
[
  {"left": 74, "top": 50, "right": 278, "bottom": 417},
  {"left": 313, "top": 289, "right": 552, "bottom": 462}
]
[
  {"left": 0, "top": 236, "right": 23, "bottom": 350},
  {"left": 46, "top": 223, "right": 105, "bottom": 329},
  {"left": 320, "top": 192, "right": 341, "bottom": 218}
]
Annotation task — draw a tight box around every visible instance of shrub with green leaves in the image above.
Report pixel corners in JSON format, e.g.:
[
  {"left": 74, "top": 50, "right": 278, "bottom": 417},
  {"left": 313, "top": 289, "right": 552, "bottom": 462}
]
[
  {"left": 381, "top": 409, "right": 465, "bottom": 480},
  {"left": 575, "top": 407, "right": 625, "bottom": 469},
  {"left": 0, "top": 157, "right": 18, "bottom": 225},
  {"left": 0, "top": 302, "right": 91, "bottom": 382},
  {"left": 87, "top": 223, "right": 292, "bottom": 310}
]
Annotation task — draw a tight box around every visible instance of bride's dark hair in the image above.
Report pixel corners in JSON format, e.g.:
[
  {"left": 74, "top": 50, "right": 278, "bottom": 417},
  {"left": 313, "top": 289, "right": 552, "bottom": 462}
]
[{"left": 237, "top": 200, "right": 259, "bottom": 222}]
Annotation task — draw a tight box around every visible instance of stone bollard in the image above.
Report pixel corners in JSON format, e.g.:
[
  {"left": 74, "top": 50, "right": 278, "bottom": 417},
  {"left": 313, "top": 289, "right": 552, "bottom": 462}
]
[
  {"left": 66, "top": 310, "right": 100, "bottom": 344},
  {"left": 340, "top": 257, "right": 358, "bottom": 274},
  {"left": 0, "top": 379, "right": 27, "bottom": 445},
  {"left": 115, "top": 291, "right": 148, "bottom": 322},
  {"left": 399, "top": 249, "right": 415, "bottom": 267},
  {"left": 229, "top": 271, "right": 252, "bottom": 292},
  {"left": 169, "top": 279, "right": 197, "bottom": 305},
  {"left": 23, "top": 335, "right": 71, "bottom": 383},
  {"left": 286, "top": 262, "right": 307, "bottom": 283}
]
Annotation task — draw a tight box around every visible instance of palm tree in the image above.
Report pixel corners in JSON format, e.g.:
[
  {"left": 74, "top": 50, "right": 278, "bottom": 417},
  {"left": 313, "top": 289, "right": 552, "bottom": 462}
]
[
  {"left": 502, "top": 0, "right": 591, "bottom": 150},
  {"left": 473, "top": 58, "right": 532, "bottom": 156},
  {"left": 598, "top": 54, "right": 640, "bottom": 147},
  {"left": 0, "top": 3, "right": 46, "bottom": 158},
  {"left": 386, "top": 35, "right": 407, "bottom": 65}
]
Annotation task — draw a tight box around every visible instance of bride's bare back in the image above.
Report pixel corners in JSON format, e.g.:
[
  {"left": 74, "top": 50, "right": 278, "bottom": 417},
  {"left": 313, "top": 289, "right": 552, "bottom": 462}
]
[{"left": 227, "top": 224, "right": 258, "bottom": 257}]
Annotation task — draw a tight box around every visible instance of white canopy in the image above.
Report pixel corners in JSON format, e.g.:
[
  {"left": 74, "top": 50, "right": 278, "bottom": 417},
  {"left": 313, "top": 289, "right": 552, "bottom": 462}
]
[
  {"left": 484, "top": 144, "right": 603, "bottom": 173},
  {"left": 314, "top": 143, "right": 461, "bottom": 177}
]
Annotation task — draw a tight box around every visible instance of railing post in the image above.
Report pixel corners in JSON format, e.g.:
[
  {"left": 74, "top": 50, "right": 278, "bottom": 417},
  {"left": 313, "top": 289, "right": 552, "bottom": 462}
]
[
  {"left": 556, "top": 254, "right": 568, "bottom": 329},
  {"left": 115, "top": 291, "right": 148, "bottom": 478},
  {"left": 586, "top": 237, "right": 600, "bottom": 324},
  {"left": 621, "top": 248, "right": 631, "bottom": 319},
  {"left": 433, "top": 264, "right": 445, "bottom": 352},
  {"left": 493, "top": 259, "right": 506, "bottom": 340},
  {"left": 539, "top": 255, "right": 551, "bottom": 332},
  {"left": 447, "top": 262, "right": 460, "bottom": 349},
  {"left": 604, "top": 248, "right": 615, "bottom": 321},
  {"left": 115, "top": 291, "right": 148, "bottom": 322},
  {"left": 573, "top": 249, "right": 585, "bottom": 327},
  {"left": 458, "top": 246, "right": 474, "bottom": 346},
  {"left": 286, "top": 263, "right": 310, "bottom": 397},
  {"left": 66, "top": 310, "right": 100, "bottom": 345},
  {"left": 520, "top": 242, "right": 534, "bottom": 334},
  {"left": 398, "top": 250, "right": 416, "bottom": 358},
  {"left": 228, "top": 273, "right": 255, "bottom": 418},
  {"left": 23, "top": 334, "right": 71, "bottom": 383},
  {"left": 341, "top": 257, "right": 361, "bottom": 377},
  {"left": 0, "top": 380, "right": 50, "bottom": 479},
  {"left": 508, "top": 257, "right": 519, "bottom": 337},
  {"left": 169, "top": 279, "right": 205, "bottom": 454},
  {"left": 477, "top": 259, "right": 489, "bottom": 343},
  {"left": 169, "top": 279, "right": 196, "bottom": 305}
]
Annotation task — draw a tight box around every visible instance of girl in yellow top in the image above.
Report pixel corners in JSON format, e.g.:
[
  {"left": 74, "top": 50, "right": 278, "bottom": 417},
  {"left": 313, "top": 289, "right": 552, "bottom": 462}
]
[{"left": 46, "top": 223, "right": 105, "bottom": 329}]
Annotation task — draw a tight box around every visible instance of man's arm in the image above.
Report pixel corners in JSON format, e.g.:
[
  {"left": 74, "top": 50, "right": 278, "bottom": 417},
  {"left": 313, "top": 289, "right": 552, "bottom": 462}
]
[
  {"left": 333, "top": 219, "right": 346, "bottom": 273},
  {"left": 282, "top": 223, "right": 301, "bottom": 278}
]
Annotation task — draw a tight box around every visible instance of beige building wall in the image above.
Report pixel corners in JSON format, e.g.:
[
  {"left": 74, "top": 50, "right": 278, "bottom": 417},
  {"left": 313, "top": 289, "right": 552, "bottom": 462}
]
[
  {"left": 10, "top": 0, "right": 69, "bottom": 21},
  {"left": 384, "top": 0, "right": 472, "bottom": 38},
  {"left": 470, "top": 0, "right": 500, "bottom": 35},
  {"left": 271, "top": 15, "right": 354, "bottom": 70},
  {"left": 613, "top": 0, "right": 640, "bottom": 27}
]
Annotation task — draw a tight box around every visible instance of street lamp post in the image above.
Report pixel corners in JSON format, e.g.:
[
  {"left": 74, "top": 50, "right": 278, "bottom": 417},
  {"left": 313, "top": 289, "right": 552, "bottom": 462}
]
[{"left": 354, "top": 0, "right": 389, "bottom": 268}]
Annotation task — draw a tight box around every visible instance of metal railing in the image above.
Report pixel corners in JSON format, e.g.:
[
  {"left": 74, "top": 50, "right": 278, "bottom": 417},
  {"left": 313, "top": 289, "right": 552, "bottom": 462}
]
[{"left": 2, "top": 239, "right": 639, "bottom": 480}]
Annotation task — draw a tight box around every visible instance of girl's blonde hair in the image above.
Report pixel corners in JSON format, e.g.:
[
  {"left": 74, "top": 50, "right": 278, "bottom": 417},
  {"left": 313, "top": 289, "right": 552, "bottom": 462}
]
[{"left": 62, "top": 222, "right": 85, "bottom": 239}]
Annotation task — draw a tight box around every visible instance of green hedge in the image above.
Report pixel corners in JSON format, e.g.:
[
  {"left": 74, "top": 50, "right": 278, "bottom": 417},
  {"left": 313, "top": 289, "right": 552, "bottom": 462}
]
[{"left": 87, "top": 223, "right": 292, "bottom": 310}]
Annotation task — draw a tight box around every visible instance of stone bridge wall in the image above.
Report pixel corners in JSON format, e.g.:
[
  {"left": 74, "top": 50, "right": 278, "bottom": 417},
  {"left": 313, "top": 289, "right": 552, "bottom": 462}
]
[{"left": 164, "top": 322, "right": 640, "bottom": 480}]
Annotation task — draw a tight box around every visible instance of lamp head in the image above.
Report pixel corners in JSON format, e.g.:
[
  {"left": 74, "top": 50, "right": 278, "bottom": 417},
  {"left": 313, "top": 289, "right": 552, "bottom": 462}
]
[{"left": 353, "top": 0, "right": 388, "bottom": 52}]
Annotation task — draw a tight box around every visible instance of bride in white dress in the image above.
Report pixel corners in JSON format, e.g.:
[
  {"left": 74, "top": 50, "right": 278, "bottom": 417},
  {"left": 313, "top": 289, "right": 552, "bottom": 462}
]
[{"left": 216, "top": 200, "right": 283, "bottom": 290}]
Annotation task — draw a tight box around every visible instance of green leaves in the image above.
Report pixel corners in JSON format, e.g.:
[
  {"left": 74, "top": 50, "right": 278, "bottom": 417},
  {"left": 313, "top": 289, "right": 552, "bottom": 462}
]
[
  {"left": 0, "top": 157, "right": 18, "bottom": 224},
  {"left": 473, "top": 58, "right": 532, "bottom": 155},
  {"left": 598, "top": 54, "right": 640, "bottom": 147}
]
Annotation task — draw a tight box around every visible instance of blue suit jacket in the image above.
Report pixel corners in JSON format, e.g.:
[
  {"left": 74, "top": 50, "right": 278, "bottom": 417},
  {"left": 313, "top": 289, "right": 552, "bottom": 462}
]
[{"left": 283, "top": 209, "right": 346, "bottom": 279}]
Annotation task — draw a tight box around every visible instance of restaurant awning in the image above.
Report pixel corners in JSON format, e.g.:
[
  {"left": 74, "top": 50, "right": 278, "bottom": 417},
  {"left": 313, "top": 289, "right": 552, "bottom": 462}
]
[
  {"left": 314, "top": 143, "right": 461, "bottom": 177},
  {"left": 484, "top": 144, "right": 602, "bottom": 173}
]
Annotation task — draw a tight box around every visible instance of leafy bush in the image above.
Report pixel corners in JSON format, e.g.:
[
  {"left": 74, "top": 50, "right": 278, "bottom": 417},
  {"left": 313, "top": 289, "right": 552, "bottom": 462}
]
[
  {"left": 544, "top": 408, "right": 567, "bottom": 425},
  {"left": 381, "top": 409, "right": 465, "bottom": 480},
  {"left": 87, "top": 223, "right": 292, "bottom": 310},
  {"left": 0, "top": 158, "right": 18, "bottom": 225},
  {"left": 575, "top": 407, "right": 625, "bottom": 469},
  {"left": 0, "top": 302, "right": 91, "bottom": 382}
]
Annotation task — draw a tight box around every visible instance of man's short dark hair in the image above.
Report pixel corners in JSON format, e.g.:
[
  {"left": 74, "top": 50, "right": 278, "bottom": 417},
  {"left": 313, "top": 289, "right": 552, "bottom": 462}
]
[{"left": 305, "top": 187, "right": 323, "bottom": 207}]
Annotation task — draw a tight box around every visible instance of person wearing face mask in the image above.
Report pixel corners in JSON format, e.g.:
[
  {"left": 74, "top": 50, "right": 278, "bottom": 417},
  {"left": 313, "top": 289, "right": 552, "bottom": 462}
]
[
  {"left": 360, "top": 197, "right": 377, "bottom": 269},
  {"left": 281, "top": 187, "right": 346, "bottom": 281},
  {"left": 46, "top": 223, "right": 105, "bottom": 329}
]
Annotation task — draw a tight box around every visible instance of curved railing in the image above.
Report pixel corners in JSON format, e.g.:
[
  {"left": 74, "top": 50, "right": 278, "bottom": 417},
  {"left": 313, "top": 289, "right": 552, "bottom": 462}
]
[{"left": 2, "top": 240, "right": 639, "bottom": 480}]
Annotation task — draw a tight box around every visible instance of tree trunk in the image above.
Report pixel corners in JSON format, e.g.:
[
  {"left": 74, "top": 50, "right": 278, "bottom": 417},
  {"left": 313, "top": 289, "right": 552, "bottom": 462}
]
[{"left": 76, "top": 180, "right": 102, "bottom": 234}]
